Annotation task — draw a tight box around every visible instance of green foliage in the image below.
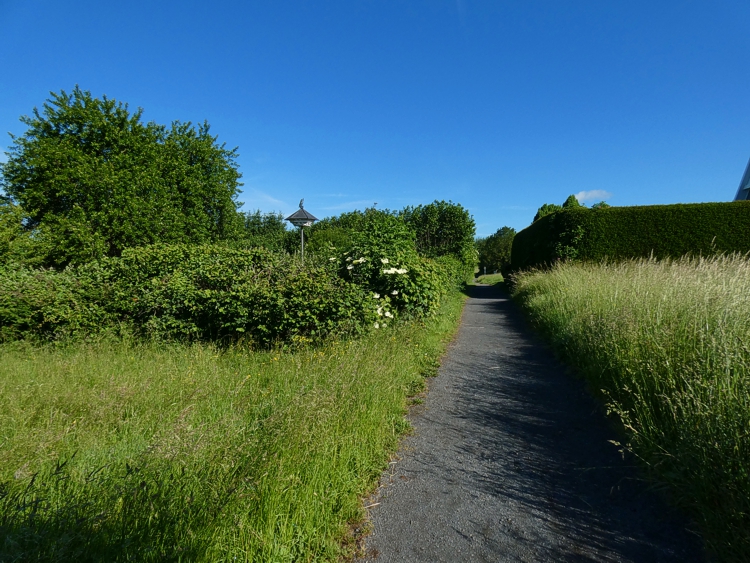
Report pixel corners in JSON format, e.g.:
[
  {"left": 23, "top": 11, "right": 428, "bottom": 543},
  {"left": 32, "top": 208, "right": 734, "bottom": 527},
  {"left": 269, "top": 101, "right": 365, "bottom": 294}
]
[
  {"left": 512, "top": 201, "right": 750, "bottom": 271},
  {"left": 532, "top": 194, "right": 585, "bottom": 224},
  {"left": 562, "top": 194, "right": 584, "bottom": 208},
  {"left": 0, "top": 245, "right": 378, "bottom": 346},
  {"left": 400, "top": 200, "right": 476, "bottom": 272},
  {"left": 533, "top": 202, "right": 562, "bottom": 222},
  {"left": 305, "top": 216, "right": 357, "bottom": 254},
  {"left": 328, "top": 209, "right": 451, "bottom": 319},
  {"left": 476, "top": 226, "right": 515, "bottom": 275},
  {"left": 512, "top": 256, "right": 750, "bottom": 561},
  {"left": 234, "top": 210, "right": 292, "bottom": 252},
  {"left": 591, "top": 201, "right": 610, "bottom": 209},
  {"left": 0, "top": 199, "right": 40, "bottom": 266},
  {"left": 0, "top": 261, "right": 115, "bottom": 342},
  {"left": 0, "top": 87, "right": 242, "bottom": 267}
]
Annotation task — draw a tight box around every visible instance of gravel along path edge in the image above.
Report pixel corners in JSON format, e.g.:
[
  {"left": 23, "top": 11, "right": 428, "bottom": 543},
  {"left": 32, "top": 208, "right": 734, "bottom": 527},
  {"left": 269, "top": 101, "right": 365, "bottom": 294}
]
[{"left": 356, "top": 283, "right": 705, "bottom": 563}]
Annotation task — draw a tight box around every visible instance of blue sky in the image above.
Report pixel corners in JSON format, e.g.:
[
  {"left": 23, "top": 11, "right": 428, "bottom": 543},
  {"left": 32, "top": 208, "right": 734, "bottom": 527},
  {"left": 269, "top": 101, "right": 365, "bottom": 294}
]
[{"left": 1, "top": 1, "right": 748, "bottom": 236}]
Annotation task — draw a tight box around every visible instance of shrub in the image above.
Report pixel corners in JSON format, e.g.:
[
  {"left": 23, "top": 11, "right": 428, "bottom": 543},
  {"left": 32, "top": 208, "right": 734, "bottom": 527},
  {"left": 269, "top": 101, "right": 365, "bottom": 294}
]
[{"left": 0, "top": 245, "right": 377, "bottom": 346}]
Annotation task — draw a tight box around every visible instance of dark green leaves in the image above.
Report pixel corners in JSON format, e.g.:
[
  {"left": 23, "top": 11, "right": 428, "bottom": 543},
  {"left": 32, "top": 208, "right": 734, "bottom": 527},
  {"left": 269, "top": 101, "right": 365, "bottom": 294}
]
[{"left": 0, "top": 87, "right": 242, "bottom": 267}]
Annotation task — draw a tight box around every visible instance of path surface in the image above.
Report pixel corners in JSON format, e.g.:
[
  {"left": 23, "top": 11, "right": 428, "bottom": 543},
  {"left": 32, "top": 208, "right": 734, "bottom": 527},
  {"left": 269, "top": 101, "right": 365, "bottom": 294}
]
[{"left": 357, "top": 284, "right": 705, "bottom": 563}]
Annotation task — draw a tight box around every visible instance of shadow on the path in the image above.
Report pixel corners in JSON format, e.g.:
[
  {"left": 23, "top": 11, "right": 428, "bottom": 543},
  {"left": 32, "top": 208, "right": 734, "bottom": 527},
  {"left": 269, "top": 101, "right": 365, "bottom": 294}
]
[{"left": 441, "top": 284, "right": 704, "bottom": 562}]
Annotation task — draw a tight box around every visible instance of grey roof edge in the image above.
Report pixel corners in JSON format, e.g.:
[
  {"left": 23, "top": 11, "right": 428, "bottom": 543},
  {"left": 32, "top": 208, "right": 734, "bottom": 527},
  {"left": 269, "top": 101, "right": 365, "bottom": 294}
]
[
  {"left": 734, "top": 155, "right": 750, "bottom": 201},
  {"left": 285, "top": 208, "right": 319, "bottom": 222}
]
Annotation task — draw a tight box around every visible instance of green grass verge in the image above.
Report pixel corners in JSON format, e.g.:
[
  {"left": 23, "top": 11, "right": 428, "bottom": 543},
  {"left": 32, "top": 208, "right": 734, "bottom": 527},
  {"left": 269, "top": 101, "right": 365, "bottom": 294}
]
[
  {"left": 512, "top": 256, "right": 750, "bottom": 562},
  {"left": 0, "top": 291, "right": 466, "bottom": 562},
  {"left": 473, "top": 273, "right": 504, "bottom": 286}
]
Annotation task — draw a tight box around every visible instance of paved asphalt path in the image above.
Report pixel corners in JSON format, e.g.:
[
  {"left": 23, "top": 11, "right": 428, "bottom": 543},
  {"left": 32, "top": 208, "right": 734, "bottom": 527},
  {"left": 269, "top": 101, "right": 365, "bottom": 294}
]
[{"left": 357, "top": 284, "right": 705, "bottom": 563}]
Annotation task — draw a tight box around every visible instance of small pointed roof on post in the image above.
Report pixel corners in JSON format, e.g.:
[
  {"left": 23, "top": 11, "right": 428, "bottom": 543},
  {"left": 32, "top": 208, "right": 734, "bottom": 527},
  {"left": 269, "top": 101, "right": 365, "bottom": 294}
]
[{"left": 285, "top": 199, "right": 318, "bottom": 226}]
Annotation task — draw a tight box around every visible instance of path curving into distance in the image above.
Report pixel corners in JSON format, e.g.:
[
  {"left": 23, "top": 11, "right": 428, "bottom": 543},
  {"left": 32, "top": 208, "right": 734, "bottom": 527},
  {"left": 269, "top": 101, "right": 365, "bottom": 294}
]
[{"left": 357, "top": 283, "right": 705, "bottom": 563}]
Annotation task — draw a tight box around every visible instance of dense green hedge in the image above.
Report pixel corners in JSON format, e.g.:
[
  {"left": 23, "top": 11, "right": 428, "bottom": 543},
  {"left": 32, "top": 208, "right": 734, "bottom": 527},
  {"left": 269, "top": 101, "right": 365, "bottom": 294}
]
[
  {"left": 511, "top": 201, "right": 750, "bottom": 270},
  {"left": 0, "top": 242, "right": 463, "bottom": 346},
  {"left": 0, "top": 245, "right": 375, "bottom": 345}
]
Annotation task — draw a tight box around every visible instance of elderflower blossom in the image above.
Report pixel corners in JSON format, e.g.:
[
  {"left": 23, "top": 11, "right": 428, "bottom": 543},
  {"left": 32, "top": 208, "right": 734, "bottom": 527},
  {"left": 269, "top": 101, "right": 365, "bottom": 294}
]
[
  {"left": 391, "top": 290, "right": 398, "bottom": 295},
  {"left": 347, "top": 265, "right": 353, "bottom": 270},
  {"left": 384, "top": 311, "right": 393, "bottom": 318},
  {"left": 380, "top": 258, "right": 389, "bottom": 264},
  {"left": 374, "top": 322, "right": 380, "bottom": 329},
  {"left": 329, "top": 257, "right": 336, "bottom": 261},
  {"left": 372, "top": 292, "right": 380, "bottom": 299},
  {"left": 383, "top": 267, "right": 408, "bottom": 274},
  {"left": 377, "top": 307, "right": 383, "bottom": 316}
]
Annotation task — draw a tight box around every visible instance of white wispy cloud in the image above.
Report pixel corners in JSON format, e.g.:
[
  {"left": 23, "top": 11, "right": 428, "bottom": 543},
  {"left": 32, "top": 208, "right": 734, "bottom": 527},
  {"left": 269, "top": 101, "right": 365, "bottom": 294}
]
[
  {"left": 240, "top": 188, "right": 287, "bottom": 210},
  {"left": 575, "top": 189, "right": 612, "bottom": 203}
]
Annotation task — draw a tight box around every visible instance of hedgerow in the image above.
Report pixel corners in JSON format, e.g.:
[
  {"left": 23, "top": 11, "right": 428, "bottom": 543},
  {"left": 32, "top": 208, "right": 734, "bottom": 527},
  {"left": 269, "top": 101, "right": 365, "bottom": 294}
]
[
  {"left": 511, "top": 201, "right": 750, "bottom": 271},
  {"left": 0, "top": 240, "right": 463, "bottom": 346}
]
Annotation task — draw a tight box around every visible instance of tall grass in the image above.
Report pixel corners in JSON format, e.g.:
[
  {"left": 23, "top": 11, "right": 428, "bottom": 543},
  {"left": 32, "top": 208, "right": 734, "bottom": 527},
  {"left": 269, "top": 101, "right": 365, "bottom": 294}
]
[
  {"left": 512, "top": 255, "right": 750, "bottom": 562},
  {"left": 0, "top": 292, "right": 465, "bottom": 562}
]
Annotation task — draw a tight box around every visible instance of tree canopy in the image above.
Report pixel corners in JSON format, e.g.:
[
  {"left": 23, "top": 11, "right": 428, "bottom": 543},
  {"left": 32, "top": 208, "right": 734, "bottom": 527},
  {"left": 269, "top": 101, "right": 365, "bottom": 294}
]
[
  {"left": 400, "top": 200, "right": 476, "bottom": 264},
  {"left": 476, "top": 226, "right": 516, "bottom": 274},
  {"left": 0, "top": 87, "right": 242, "bottom": 266}
]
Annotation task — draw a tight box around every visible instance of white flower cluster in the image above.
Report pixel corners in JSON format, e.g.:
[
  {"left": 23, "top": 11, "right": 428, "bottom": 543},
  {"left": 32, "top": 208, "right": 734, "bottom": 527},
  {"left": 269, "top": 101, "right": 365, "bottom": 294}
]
[
  {"left": 380, "top": 258, "right": 389, "bottom": 264},
  {"left": 383, "top": 267, "right": 408, "bottom": 274},
  {"left": 376, "top": 305, "right": 394, "bottom": 318}
]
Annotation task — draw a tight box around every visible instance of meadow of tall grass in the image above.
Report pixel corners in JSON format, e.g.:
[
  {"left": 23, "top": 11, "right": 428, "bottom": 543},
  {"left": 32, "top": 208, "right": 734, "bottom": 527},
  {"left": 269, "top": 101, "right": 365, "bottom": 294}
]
[
  {"left": 0, "top": 292, "right": 465, "bottom": 562},
  {"left": 512, "top": 255, "right": 750, "bottom": 562}
]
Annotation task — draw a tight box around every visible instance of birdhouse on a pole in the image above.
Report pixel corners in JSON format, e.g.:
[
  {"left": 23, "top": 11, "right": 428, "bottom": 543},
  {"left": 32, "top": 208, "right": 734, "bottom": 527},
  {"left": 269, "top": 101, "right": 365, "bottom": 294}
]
[{"left": 285, "top": 199, "right": 318, "bottom": 259}]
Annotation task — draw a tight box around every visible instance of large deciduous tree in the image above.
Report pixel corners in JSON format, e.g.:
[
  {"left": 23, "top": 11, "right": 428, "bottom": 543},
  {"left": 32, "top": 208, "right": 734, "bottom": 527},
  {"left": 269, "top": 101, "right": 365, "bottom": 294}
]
[{"left": 0, "top": 87, "right": 242, "bottom": 266}]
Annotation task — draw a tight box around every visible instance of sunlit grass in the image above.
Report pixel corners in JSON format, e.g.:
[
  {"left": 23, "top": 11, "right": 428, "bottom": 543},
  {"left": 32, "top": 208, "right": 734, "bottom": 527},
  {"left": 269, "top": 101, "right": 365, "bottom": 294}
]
[
  {"left": 0, "top": 292, "right": 465, "bottom": 562},
  {"left": 474, "top": 273, "right": 504, "bottom": 286},
  {"left": 512, "top": 255, "right": 750, "bottom": 562}
]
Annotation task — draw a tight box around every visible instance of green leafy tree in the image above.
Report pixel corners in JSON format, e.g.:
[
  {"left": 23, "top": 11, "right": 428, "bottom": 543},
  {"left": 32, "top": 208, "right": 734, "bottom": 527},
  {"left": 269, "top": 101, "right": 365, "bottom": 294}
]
[
  {"left": 0, "top": 87, "right": 242, "bottom": 266},
  {"left": 235, "top": 210, "right": 292, "bottom": 252},
  {"left": 533, "top": 203, "right": 563, "bottom": 222},
  {"left": 476, "top": 226, "right": 516, "bottom": 274},
  {"left": 400, "top": 200, "right": 476, "bottom": 263},
  {"left": 591, "top": 201, "right": 611, "bottom": 209},
  {"left": 562, "top": 194, "right": 584, "bottom": 209}
]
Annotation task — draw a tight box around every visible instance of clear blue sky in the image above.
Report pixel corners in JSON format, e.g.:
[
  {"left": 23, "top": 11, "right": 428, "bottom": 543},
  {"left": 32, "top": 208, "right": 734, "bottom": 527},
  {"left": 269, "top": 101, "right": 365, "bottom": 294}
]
[{"left": 1, "top": 1, "right": 748, "bottom": 236}]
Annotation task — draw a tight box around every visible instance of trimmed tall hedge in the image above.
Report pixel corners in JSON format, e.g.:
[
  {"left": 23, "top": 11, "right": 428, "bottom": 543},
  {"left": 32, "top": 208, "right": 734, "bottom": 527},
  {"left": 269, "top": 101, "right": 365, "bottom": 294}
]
[{"left": 511, "top": 201, "right": 750, "bottom": 270}]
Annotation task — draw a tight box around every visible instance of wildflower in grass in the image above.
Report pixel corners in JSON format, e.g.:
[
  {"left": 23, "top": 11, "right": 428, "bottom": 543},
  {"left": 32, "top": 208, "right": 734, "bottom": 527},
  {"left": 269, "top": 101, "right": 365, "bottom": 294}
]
[
  {"left": 377, "top": 307, "right": 383, "bottom": 316},
  {"left": 384, "top": 311, "right": 393, "bottom": 318},
  {"left": 382, "top": 322, "right": 387, "bottom": 327},
  {"left": 374, "top": 322, "right": 380, "bottom": 329}
]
